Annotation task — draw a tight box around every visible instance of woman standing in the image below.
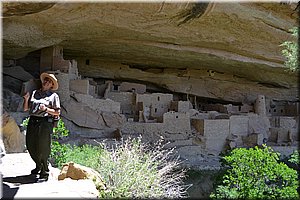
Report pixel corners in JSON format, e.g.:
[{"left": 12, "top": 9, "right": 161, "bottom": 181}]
[{"left": 23, "top": 72, "right": 61, "bottom": 181}]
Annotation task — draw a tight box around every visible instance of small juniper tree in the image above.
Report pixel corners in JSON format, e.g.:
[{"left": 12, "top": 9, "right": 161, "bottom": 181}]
[{"left": 210, "top": 145, "right": 299, "bottom": 199}]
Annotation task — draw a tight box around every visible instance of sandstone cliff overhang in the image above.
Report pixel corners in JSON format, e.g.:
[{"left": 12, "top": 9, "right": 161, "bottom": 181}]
[{"left": 2, "top": 2, "right": 299, "bottom": 103}]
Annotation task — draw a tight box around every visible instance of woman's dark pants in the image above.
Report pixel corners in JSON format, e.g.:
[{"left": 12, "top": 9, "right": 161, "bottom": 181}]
[{"left": 26, "top": 116, "right": 53, "bottom": 176}]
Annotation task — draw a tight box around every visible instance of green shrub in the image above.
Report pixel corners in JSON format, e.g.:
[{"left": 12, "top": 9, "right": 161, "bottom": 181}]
[
  {"left": 52, "top": 119, "right": 69, "bottom": 139},
  {"left": 55, "top": 144, "right": 103, "bottom": 169},
  {"left": 289, "top": 150, "right": 299, "bottom": 165},
  {"left": 97, "top": 137, "right": 189, "bottom": 199},
  {"left": 20, "top": 117, "right": 29, "bottom": 128},
  {"left": 280, "top": 27, "right": 298, "bottom": 72},
  {"left": 210, "top": 145, "right": 299, "bottom": 199},
  {"left": 49, "top": 141, "right": 71, "bottom": 168}
]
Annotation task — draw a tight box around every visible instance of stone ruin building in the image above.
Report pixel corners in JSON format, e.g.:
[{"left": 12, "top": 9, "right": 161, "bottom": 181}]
[{"left": 2, "top": 45, "right": 299, "bottom": 170}]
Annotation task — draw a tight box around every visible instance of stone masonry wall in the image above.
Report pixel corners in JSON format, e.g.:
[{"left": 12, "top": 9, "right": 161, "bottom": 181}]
[
  {"left": 119, "top": 82, "right": 146, "bottom": 94},
  {"left": 70, "top": 79, "right": 89, "bottom": 94},
  {"left": 106, "top": 92, "right": 135, "bottom": 115},
  {"left": 163, "top": 112, "right": 191, "bottom": 134}
]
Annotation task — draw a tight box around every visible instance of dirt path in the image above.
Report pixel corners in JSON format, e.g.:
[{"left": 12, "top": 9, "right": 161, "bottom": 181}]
[{"left": 1, "top": 152, "right": 99, "bottom": 199}]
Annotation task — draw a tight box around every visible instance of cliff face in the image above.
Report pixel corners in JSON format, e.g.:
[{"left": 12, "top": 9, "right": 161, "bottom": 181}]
[{"left": 2, "top": 2, "right": 299, "bottom": 103}]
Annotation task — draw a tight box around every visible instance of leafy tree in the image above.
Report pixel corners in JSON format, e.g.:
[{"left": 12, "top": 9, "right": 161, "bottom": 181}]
[
  {"left": 280, "top": 27, "right": 298, "bottom": 72},
  {"left": 210, "top": 145, "right": 299, "bottom": 199}
]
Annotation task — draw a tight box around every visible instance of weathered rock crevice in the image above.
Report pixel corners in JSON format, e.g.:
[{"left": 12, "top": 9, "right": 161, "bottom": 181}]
[{"left": 2, "top": 3, "right": 55, "bottom": 17}]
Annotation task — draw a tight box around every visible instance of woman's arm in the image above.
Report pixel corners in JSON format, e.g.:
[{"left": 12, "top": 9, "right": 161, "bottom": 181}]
[
  {"left": 39, "top": 104, "right": 60, "bottom": 116},
  {"left": 45, "top": 107, "right": 60, "bottom": 116},
  {"left": 23, "top": 92, "right": 30, "bottom": 112}
]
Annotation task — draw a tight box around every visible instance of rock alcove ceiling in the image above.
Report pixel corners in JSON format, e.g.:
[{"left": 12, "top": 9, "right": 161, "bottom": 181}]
[{"left": 2, "top": 2, "right": 299, "bottom": 104}]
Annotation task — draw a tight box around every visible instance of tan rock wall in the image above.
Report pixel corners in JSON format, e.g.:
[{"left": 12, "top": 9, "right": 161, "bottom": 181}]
[{"left": 1, "top": 113, "right": 26, "bottom": 153}]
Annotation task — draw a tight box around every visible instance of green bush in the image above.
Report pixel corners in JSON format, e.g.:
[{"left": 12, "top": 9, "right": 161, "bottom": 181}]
[
  {"left": 20, "top": 117, "right": 29, "bottom": 128},
  {"left": 52, "top": 119, "right": 69, "bottom": 139},
  {"left": 289, "top": 150, "right": 299, "bottom": 165},
  {"left": 97, "top": 137, "right": 189, "bottom": 199},
  {"left": 49, "top": 141, "right": 71, "bottom": 168},
  {"left": 280, "top": 27, "right": 298, "bottom": 72},
  {"left": 210, "top": 145, "right": 299, "bottom": 199},
  {"left": 51, "top": 144, "right": 103, "bottom": 169}
]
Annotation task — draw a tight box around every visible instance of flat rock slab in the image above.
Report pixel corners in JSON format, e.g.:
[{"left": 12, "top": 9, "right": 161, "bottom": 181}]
[{"left": 1, "top": 152, "right": 99, "bottom": 199}]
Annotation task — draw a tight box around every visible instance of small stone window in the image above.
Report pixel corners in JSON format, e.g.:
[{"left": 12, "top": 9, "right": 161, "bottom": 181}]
[
  {"left": 86, "top": 59, "right": 90, "bottom": 65},
  {"left": 158, "top": 96, "right": 160, "bottom": 101},
  {"left": 155, "top": 108, "right": 157, "bottom": 113},
  {"left": 113, "top": 85, "right": 118, "bottom": 91}
]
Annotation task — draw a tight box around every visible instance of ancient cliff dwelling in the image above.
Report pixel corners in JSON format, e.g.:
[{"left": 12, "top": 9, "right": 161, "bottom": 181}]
[{"left": 2, "top": 2, "right": 299, "bottom": 171}]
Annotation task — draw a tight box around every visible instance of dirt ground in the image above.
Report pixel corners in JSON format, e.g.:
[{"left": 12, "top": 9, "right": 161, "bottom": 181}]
[{"left": 1, "top": 152, "right": 99, "bottom": 199}]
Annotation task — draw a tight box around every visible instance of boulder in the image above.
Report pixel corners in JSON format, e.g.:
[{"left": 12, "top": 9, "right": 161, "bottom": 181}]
[
  {"left": 62, "top": 99, "right": 106, "bottom": 129},
  {"left": 3, "top": 66, "right": 34, "bottom": 82},
  {"left": 58, "top": 162, "right": 106, "bottom": 191},
  {"left": 2, "top": 88, "right": 24, "bottom": 112},
  {"left": 1, "top": 112, "right": 26, "bottom": 153}
]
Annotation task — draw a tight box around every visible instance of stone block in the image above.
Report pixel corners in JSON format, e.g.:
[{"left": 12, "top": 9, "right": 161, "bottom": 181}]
[
  {"left": 276, "top": 128, "right": 292, "bottom": 143},
  {"left": 177, "top": 101, "right": 191, "bottom": 113},
  {"left": 54, "top": 72, "right": 70, "bottom": 102},
  {"left": 191, "top": 119, "right": 204, "bottom": 134},
  {"left": 248, "top": 114, "right": 270, "bottom": 138},
  {"left": 290, "top": 128, "right": 299, "bottom": 141},
  {"left": 205, "top": 137, "right": 227, "bottom": 155},
  {"left": 202, "top": 119, "right": 229, "bottom": 138},
  {"left": 269, "top": 127, "right": 279, "bottom": 143},
  {"left": 270, "top": 127, "right": 292, "bottom": 143},
  {"left": 106, "top": 92, "right": 134, "bottom": 115},
  {"left": 70, "top": 79, "right": 89, "bottom": 94},
  {"left": 242, "top": 133, "right": 264, "bottom": 146},
  {"left": 240, "top": 104, "right": 254, "bottom": 113},
  {"left": 163, "top": 112, "right": 191, "bottom": 134},
  {"left": 89, "top": 84, "right": 96, "bottom": 97},
  {"left": 279, "top": 117, "right": 297, "bottom": 129},
  {"left": 230, "top": 115, "right": 249, "bottom": 136}
]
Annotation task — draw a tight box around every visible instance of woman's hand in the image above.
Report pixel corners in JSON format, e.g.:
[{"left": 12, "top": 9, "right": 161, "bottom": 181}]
[{"left": 39, "top": 104, "right": 47, "bottom": 111}]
